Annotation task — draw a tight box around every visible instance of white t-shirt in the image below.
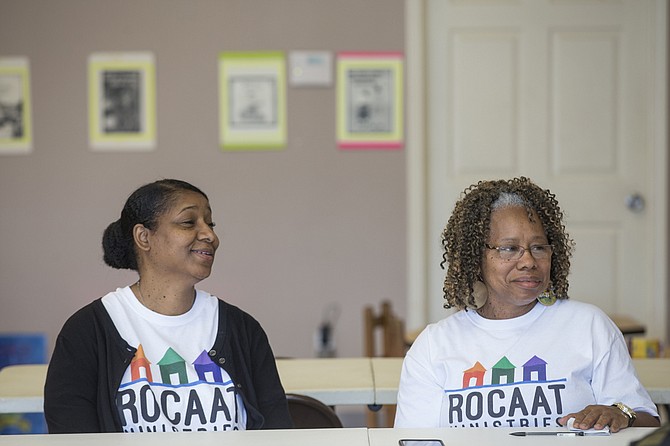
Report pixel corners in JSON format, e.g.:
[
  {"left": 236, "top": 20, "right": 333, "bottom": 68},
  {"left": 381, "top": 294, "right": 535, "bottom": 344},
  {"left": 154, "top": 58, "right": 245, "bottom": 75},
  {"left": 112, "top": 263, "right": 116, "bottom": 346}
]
[
  {"left": 394, "top": 299, "right": 658, "bottom": 428},
  {"left": 102, "top": 286, "right": 247, "bottom": 433}
]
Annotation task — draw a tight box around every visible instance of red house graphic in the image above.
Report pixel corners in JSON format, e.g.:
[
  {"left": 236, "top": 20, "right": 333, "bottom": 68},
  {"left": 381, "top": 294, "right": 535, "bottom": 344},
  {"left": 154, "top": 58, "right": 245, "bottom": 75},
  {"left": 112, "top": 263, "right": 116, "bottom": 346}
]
[{"left": 462, "top": 361, "right": 487, "bottom": 388}]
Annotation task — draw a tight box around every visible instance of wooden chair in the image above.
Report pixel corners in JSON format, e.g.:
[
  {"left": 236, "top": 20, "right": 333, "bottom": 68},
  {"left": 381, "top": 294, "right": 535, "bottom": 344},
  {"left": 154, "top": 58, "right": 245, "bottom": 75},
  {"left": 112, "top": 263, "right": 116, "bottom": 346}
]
[
  {"left": 363, "top": 300, "right": 407, "bottom": 427},
  {"left": 286, "top": 393, "right": 343, "bottom": 428},
  {"left": 364, "top": 300, "right": 407, "bottom": 358}
]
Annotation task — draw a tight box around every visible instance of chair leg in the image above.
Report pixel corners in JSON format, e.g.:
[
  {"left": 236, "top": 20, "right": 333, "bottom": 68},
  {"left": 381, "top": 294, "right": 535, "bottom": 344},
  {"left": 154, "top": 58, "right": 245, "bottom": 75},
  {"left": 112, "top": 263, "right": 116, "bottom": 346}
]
[
  {"left": 366, "top": 405, "right": 396, "bottom": 427},
  {"left": 366, "top": 409, "right": 378, "bottom": 427},
  {"left": 384, "top": 405, "right": 397, "bottom": 427}
]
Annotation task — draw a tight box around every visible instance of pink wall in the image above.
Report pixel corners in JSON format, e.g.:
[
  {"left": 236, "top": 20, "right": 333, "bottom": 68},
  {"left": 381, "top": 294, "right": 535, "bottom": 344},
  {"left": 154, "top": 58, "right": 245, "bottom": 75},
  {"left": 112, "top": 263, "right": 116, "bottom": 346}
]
[{"left": 0, "top": 0, "right": 407, "bottom": 360}]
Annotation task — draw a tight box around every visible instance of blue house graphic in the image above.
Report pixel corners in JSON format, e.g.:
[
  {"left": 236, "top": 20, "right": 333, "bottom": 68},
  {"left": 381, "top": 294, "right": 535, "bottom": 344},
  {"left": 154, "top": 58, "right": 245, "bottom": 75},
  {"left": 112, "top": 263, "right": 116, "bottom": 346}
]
[
  {"left": 522, "top": 355, "right": 548, "bottom": 381},
  {"left": 193, "top": 350, "right": 223, "bottom": 383}
]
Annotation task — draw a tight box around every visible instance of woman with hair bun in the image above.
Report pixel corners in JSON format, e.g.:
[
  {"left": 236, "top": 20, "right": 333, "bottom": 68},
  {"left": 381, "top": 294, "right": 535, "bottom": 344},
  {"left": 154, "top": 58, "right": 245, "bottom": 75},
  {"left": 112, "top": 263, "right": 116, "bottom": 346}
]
[{"left": 45, "top": 179, "right": 291, "bottom": 433}]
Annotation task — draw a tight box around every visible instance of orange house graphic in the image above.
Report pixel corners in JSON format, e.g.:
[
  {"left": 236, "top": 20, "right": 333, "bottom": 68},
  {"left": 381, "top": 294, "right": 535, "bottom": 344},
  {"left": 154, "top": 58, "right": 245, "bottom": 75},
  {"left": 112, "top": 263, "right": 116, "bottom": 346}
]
[
  {"left": 462, "top": 361, "right": 487, "bottom": 388},
  {"left": 130, "top": 344, "right": 153, "bottom": 382}
]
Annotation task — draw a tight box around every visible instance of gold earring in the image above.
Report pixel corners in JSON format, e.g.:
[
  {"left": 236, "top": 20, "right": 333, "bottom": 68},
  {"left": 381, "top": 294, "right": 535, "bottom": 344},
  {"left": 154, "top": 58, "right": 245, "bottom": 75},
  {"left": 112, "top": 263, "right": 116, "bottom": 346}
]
[
  {"left": 469, "top": 281, "right": 488, "bottom": 309},
  {"left": 537, "top": 287, "right": 556, "bottom": 306}
]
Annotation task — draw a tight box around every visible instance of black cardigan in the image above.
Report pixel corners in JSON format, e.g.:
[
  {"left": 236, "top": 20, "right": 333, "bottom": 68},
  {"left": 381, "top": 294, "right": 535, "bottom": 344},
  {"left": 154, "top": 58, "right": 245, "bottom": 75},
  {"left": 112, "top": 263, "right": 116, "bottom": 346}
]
[{"left": 44, "top": 298, "right": 292, "bottom": 433}]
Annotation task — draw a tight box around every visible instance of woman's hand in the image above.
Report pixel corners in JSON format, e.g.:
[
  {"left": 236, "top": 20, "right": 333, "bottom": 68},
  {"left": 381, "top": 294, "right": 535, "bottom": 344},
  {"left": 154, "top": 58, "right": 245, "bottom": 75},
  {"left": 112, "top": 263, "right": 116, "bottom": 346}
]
[{"left": 558, "top": 405, "right": 631, "bottom": 433}]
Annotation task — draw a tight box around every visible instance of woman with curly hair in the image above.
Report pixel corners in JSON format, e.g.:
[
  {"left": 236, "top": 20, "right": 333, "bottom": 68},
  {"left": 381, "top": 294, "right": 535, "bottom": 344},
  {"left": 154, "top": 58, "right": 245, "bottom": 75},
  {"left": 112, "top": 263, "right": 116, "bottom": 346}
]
[{"left": 395, "top": 177, "right": 659, "bottom": 432}]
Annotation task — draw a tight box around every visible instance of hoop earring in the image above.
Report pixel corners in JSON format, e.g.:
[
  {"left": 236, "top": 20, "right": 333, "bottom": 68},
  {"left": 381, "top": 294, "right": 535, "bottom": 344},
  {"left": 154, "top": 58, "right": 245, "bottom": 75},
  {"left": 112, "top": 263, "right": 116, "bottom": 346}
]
[
  {"left": 469, "top": 281, "right": 488, "bottom": 309},
  {"left": 537, "top": 286, "right": 557, "bottom": 306}
]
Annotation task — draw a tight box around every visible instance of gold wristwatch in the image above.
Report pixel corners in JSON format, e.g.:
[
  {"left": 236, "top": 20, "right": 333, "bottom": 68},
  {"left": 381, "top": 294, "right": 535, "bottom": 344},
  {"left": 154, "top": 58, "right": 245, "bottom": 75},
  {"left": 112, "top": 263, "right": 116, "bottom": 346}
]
[{"left": 612, "top": 402, "right": 637, "bottom": 427}]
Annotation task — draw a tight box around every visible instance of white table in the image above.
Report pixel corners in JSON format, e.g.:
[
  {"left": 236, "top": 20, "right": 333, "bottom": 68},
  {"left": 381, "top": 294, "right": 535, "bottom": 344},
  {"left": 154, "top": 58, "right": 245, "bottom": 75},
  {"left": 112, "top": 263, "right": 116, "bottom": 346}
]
[
  {"left": 370, "top": 357, "right": 403, "bottom": 405},
  {"left": 0, "top": 365, "right": 46, "bottom": 413},
  {"left": 0, "top": 427, "right": 660, "bottom": 445},
  {"left": 371, "top": 357, "right": 670, "bottom": 406},
  {"left": 0, "top": 428, "right": 369, "bottom": 445},
  {"left": 632, "top": 358, "right": 670, "bottom": 404},
  {"left": 368, "top": 427, "right": 658, "bottom": 446},
  {"left": 2, "top": 357, "right": 668, "bottom": 414},
  {"left": 276, "top": 358, "right": 375, "bottom": 406},
  {"left": 0, "top": 359, "right": 376, "bottom": 414}
]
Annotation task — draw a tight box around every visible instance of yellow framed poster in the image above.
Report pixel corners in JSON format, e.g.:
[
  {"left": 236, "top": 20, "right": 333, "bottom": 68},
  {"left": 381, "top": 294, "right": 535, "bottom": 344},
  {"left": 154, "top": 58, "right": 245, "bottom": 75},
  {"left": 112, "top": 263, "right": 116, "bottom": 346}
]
[
  {"left": 337, "top": 52, "right": 404, "bottom": 150},
  {"left": 0, "top": 57, "right": 33, "bottom": 154},
  {"left": 219, "top": 52, "right": 286, "bottom": 151},
  {"left": 88, "top": 52, "right": 156, "bottom": 151}
]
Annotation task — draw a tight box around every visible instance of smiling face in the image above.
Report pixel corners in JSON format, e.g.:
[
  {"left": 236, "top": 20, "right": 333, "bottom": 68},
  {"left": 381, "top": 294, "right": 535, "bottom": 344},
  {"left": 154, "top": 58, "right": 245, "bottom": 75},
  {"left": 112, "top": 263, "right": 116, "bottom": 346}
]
[
  {"left": 141, "top": 190, "right": 220, "bottom": 285},
  {"left": 480, "top": 206, "right": 551, "bottom": 319}
]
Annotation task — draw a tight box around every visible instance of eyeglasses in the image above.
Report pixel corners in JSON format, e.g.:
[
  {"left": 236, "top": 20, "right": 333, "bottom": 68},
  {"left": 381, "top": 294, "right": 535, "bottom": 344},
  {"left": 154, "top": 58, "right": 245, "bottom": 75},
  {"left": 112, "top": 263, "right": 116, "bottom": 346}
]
[{"left": 485, "top": 243, "right": 553, "bottom": 261}]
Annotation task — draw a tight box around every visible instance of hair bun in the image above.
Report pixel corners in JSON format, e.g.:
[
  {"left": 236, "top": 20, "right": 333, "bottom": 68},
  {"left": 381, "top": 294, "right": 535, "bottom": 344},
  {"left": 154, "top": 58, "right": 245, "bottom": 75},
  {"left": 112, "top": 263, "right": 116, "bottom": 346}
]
[{"left": 102, "top": 220, "right": 135, "bottom": 270}]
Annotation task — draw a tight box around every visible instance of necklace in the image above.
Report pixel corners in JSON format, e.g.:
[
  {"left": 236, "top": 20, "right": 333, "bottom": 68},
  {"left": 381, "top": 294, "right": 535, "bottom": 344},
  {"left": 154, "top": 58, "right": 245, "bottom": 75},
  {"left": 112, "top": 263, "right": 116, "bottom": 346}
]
[{"left": 134, "top": 281, "right": 146, "bottom": 306}]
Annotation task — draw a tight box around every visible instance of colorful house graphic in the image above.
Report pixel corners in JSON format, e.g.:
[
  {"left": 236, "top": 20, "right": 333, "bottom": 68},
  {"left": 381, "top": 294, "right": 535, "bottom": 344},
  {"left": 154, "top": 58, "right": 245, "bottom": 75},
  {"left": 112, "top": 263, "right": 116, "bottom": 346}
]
[
  {"left": 462, "top": 361, "right": 487, "bottom": 388},
  {"left": 158, "top": 347, "right": 188, "bottom": 384},
  {"left": 458, "top": 355, "right": 552, "bottom": 390},
  {"left": 130, "top": 344, "right": 153, "bottom": 382},
  {"left": 193, "top": 350, "right": 223, "bottom": 383},
  {"left": 491, "top": 356, "right": 515, "bottom": 385},
  {"left": 522, "top": 355, "right": 547, "bottom": 381}
]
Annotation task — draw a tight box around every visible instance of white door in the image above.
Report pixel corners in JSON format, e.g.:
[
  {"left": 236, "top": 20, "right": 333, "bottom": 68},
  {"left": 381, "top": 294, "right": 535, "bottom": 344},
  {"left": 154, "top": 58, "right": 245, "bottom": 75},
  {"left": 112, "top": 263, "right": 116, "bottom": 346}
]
[{"left": 405, "top": 0, "right": 667, "bottom": 342}]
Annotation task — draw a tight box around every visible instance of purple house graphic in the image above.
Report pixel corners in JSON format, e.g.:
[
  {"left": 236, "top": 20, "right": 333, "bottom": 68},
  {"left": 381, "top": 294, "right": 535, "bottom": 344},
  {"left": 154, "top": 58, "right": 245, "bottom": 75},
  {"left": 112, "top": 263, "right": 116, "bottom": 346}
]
[
  {"left": 522, "top": 355, "right": 548, "bottom": 381},
  {"left": 193, "top": 350, "right": 223, "bottom": 383}
]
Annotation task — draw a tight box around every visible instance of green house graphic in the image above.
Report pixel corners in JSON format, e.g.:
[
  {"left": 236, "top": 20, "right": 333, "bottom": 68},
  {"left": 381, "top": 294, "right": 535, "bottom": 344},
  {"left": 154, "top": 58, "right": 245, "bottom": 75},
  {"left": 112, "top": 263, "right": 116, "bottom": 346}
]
[
  {"left": 157, "top": 347, "right": 188, "bottom": 385},
  {"left": 491, "top": 356, "right": 516, "bottom": 385}
]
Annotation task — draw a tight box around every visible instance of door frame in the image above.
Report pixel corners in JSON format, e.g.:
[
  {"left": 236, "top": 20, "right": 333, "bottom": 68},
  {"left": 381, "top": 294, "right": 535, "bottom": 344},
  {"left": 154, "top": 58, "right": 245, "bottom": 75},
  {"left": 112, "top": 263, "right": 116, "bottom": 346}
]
[{"left": 404, "top": 0, "right": 669, "bottom": 343}]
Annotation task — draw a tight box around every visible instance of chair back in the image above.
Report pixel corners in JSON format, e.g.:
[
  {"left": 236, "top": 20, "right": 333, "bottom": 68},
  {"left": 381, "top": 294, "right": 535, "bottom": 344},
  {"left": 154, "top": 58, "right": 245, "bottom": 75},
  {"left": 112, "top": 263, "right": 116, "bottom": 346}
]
[
  {"left": 363, "top": 300, "right": 406, "bottom": 358},
  {"left": 286, "top": 393, "right": 343, "bottom": 429}
]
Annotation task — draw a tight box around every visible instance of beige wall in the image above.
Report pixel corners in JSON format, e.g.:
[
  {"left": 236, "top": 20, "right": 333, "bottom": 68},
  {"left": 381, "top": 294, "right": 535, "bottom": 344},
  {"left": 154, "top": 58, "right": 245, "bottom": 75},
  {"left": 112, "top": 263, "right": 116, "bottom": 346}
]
[{"left": 0, "top": 0, "right": 406, "bottom": 360}]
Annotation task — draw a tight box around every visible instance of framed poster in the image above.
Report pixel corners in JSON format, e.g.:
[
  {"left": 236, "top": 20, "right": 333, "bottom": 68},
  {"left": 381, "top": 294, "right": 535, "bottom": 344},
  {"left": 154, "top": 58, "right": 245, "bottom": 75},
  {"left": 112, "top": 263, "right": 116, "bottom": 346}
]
[
  {"left": 219, "top": 52, "right": 286, "bottom": 151},
  {"left": 0, "top": 57, "right": 32, "bottom": 154},
  {"left": 88, "top": 52, "right": 156, "bottom": 151},
  {"left": 336, "top": 52, "right": 404, "bottom": 150}
]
